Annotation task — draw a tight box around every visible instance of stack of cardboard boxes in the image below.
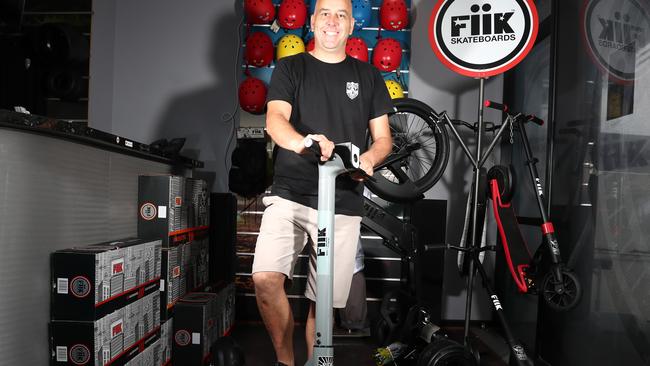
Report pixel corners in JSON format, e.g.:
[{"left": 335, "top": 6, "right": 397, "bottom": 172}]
[
  {"left": 50, "top": 175, "right": 233, "bottom": 366},
  {"left": 50, "top": 238, "right": 162, "bottom": 365}
]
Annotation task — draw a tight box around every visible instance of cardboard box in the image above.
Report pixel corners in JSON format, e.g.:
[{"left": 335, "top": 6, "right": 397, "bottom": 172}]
[
  {"left": 160, "top": 319, "right": 173, "bottom": 365},
  {"left": 188, "top": 237, "right": 210, "bottom": 292},
  {"left": 138, "top": 176, "right": 189, "bottom": 247},
  {"left": 51, "top": 238, "right": 161, "bottom": 321},
  {"left": 172, "top": 293, "right": 219, "bottom": 366},
  {"left": 206, "top": 282, "right": 236, "bottom": 338},
  {"left": 51, "top": 292, "right": 161, "bottom": 365},
  {"left": 160, "top": 246, "right": 182, "bottom": 320},
  {"left": 170, "top": 283, "right": 236, "bottom": 365},
  {"left": 186, "top": 178, "right": 210, "bottom": 228},
  {"left": 124, "top": 338, "right": 161, "bottom": 366}
]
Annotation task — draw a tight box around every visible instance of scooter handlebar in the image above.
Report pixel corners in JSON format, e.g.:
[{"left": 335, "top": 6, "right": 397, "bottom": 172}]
[
  {"left": 304, "top": 138, "right": 376, "bottom": 181},
  {"left": 484, "top": 100, "right": 509, "bottom": 112},
  {"left": 526, "top": 115, "right": 544, "bottom": 126},
  {"left": 484, "top": 101, "right": 544, "bottom": 127}
]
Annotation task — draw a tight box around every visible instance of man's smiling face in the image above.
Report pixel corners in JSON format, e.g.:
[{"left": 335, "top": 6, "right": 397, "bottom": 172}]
[{"left": 311, "top": 0, "right": 355, "bottom": 53}]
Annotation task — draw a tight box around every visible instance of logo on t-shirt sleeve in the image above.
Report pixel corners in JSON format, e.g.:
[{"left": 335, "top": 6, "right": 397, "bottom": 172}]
[{"left": 346, "top": 82, "right": 359, "bottom": 100}]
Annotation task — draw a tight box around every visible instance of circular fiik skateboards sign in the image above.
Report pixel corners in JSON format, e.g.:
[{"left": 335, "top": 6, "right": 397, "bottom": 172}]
[
  {"left": 582, "top": 0, "right": 650, "bottom": 83},
  {"left": 429, "top": 0, "right": 539, "bottom": 78}
]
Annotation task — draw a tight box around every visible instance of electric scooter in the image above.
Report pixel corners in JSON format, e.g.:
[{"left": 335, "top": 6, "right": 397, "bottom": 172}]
[{"left": 303, "top": 138, "right": 371, "bottom": 366}]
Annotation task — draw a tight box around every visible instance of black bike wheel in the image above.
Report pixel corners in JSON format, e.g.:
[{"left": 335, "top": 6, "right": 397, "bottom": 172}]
[
  {"left": 366, "top": 98, "right": 450, "bottom": 203},
  {"left": 417, "top": 337, "right": 478, "bottom": 366},
  {"left": 541, "top": 267, "right": 582, "bottom": 311}
]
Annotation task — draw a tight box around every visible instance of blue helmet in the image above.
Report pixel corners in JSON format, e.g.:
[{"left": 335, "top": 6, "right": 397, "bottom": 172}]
[
  {"left": 352, "top": 0, "right": 372, "bottom": 31},
  {"left": 309, "top": 0, "right": 317, "bottom": 15}
]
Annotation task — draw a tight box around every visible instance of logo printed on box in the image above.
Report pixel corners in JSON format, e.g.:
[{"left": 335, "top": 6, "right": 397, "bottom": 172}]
[
  {"left": 140, "top": 203, "right": 157, "bottom": 220},
  {"left": 69, "top": 344, "right": 91, "bottom": 365},
  {"left": 111, "top": 319, "right": 124, "bottom": 338},
  {"left": 111, "top": 258, "right": 125, "bottom": 275},
  {"left": 70, "top": 276, "right": 91, "bottom": 298},
  {"left": 175, "top": 330, "right": 191, "bottom": 346}
]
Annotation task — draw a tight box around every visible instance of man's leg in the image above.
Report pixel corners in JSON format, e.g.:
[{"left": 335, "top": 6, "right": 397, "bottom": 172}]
[
  {"left": 254, "top": 271, "right": 295, "bottom": 366},
  {"left": 338, "top": 270, "right": 369, "bottom": 331},
  {"left": 252, "top": 196, "right": 312, "bottom": 365},
  {"left": 305, "top": 301, "right": 315, "bottom": 359}
]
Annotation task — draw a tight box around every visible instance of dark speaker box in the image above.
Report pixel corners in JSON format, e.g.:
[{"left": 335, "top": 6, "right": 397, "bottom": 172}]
[
  {"left": 209, "top": 193, "right": 237, "bottom": 283},
  {"left": 409, "top": 199, "right": 446, "bottom": 324}
]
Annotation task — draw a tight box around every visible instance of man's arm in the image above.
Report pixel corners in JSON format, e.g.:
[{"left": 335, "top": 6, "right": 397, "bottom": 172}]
[
  {"left": 266, "top": 100, "right": 335, "bottom": 160},
  {"left": 359, "top": 114, "right": 392, "bottom": 177}
]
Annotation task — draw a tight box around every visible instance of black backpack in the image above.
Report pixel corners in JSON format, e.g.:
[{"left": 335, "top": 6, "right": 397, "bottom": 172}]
[{"left": 229, "top": 139, "right": 271, "bottom": 197}]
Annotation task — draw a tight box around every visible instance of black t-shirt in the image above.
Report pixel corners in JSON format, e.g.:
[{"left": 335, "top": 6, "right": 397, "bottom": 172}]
[{"left": 267, "top": 52, "right": 393, "bottom": 216}]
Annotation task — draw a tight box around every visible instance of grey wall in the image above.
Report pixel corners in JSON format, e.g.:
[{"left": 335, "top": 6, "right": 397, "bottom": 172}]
[
  {"left": 0, "top": 128, "right": 179, "bottom": 365},
  {"left": 89, "top": 0, "right": 243, "bottom": 193},
  {"left": 410, "top": 0, "right": 504, "bottom": 321},
  {"left": 88, "top": 0, "right": 116, "bottom": 132}
]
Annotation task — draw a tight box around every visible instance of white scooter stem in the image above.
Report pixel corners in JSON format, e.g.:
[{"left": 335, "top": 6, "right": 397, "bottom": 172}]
[{"left": 304, "top": 139, "right": 360, "bottom": 366}]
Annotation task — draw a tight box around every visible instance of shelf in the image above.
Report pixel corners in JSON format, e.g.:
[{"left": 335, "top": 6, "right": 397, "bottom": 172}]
[{"left": 0, "top": 109, "right": 204, "bottom": 169}]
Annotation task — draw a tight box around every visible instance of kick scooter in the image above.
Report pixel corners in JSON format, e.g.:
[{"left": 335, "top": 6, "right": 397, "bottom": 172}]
[
  {"left": 484, "top": 101, "right": 582, "bottom": 311},
  {"left": 303, "top": 138, "right": 370, "bottom": 366}
]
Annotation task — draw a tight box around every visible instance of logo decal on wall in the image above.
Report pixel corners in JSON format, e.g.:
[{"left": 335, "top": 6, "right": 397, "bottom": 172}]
[
  {"left": 429, "top": 0, "right": 539, "bottom": 78},
  {"left": 583, "top": 0, "right": 649, "bottom": 83}
]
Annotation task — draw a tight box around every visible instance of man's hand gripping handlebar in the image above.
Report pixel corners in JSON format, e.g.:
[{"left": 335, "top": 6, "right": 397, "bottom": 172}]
[{"left": 304, "top": 137, "right": 376, "bottom": 182}]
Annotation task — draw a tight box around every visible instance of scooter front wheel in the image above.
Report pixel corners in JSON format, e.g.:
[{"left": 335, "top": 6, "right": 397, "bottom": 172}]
[{"left": 541, "top": 267, "right": 582, "bottom": 311}]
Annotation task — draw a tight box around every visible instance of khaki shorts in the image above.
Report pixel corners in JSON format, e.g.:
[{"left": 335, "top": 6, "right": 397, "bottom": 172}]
[{"left": 252, "top": 195, "right": 362, "bottom": 308}]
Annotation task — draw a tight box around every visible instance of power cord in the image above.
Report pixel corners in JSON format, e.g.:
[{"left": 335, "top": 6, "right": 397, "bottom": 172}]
[{"left": 222, "top": 14, "right": 246, "bottom": 181}]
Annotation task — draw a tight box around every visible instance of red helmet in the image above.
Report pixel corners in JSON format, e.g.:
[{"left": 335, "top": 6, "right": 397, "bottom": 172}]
[
  {"left": 244, "top": 0, "right": 276, "bottom": 24},
  {"left": 345, "top": 37, "right": 369, "bottom": 62},
  {"left": 245, "top": 32, "right": 274, "bottom": 67},
  {"left": 306, "top": 37, "right": 315, "bottom": 52},
  {"left": 379, "top": 0, "right": 409, "bottom": 31},
  {"left": 278, "top": 0, "right": 307, "bottom": 29},
  {"left": 372, "top": 38, "right": 402, "bottom": 72},
  {"left": 238, "top": 77, "right": 267, "bottom": 114}
]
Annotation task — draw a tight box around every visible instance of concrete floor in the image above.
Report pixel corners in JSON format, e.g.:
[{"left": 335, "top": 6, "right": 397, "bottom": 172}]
[{"left": 230, "top": 322, "right": 511, "bottom": 365}]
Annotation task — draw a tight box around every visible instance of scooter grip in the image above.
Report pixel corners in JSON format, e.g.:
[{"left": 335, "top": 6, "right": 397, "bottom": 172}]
[
  {"left": 484, "top": 100, "right": 509, "bottom": 112},
  {"left": 526, "top": 115, "right": 544, "bottom": 126},
  {"left": 303, "top": 137, "right": 322, "bottom": 156}
]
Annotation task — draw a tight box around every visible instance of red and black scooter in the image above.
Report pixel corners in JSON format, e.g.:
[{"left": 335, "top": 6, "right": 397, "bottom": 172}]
[{"left": 485, "top": 101, "right": 582, "bottom": 311}]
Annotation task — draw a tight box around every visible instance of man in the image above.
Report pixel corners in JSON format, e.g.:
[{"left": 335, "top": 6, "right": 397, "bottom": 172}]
[
  {"left": 251, "top": 0, "right": 393, "bottom": 364},
  {"left": 336, "top": 238, "right": 369, "bottom": 336}
]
